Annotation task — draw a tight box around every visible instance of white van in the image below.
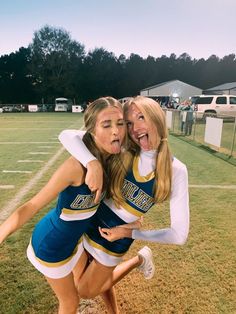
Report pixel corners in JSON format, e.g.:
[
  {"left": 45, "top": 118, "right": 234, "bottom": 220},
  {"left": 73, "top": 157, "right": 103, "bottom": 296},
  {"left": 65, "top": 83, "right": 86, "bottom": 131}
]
[
  {"left": 55, "top": 98, "right": 68, "bottom": 112},
  {"left": 194, "top": 95, "right": 236, "bottom": 119}
]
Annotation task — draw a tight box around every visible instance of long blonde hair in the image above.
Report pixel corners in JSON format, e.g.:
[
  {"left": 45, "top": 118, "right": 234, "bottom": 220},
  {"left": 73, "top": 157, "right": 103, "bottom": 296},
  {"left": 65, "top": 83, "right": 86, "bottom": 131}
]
[
  {"left": 83, "top": 97, "right": 129, "bottom": 195},
  {"left": 123, "top": 96, "right": 172, "bottom": 203}
]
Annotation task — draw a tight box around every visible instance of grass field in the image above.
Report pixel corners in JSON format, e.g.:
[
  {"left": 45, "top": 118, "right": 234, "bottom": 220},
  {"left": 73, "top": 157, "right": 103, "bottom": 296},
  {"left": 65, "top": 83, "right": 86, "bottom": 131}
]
[
  {"left": 0, "top": 113, "right": 236, "bottom": 314},
  {"left": 171, "top": 111, "right": 236, "bottom": 158}
]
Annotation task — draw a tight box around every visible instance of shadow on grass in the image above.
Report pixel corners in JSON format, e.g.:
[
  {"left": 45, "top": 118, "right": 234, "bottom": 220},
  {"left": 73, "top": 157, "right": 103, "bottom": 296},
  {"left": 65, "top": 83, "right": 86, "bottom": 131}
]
[{"left": 170, "top": 133, "right": 236, "bottom": 167}]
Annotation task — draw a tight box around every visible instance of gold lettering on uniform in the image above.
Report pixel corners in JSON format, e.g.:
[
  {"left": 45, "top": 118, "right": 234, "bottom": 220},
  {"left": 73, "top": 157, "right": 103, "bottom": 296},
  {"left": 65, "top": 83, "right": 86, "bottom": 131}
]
[
  {"left": 143, "top": 198, "right": 154, "bottom": 210},
  {"left": 122, "top": 180, "right": 139, "bottom": 199},
  {"left": 70, "top": 194, "right": 94, "bottom": 209},
  {"left": 122, "top": 179, "right": 154, "bottom": 211},
  {"left": 133, "top": 190, "right": 154, "bottom": 211},
  {"left": 134, "top": 191, "right": 149, "bottom": 208}
]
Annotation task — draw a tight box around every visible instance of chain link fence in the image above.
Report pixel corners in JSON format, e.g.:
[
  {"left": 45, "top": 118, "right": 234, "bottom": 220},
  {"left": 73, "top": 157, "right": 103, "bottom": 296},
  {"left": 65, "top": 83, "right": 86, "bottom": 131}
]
[{"left": 166, "top": 109, "right": 236, "bottom": 158}]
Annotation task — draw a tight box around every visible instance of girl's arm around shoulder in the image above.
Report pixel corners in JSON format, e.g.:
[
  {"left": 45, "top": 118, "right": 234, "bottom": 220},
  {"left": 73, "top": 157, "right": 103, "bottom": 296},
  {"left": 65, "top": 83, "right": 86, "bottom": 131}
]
[
  {"left": 59, "top": 129, "right": 103, "bottom": 202},
  {"left": 58, "top": 129, "right": 96, "bottom": 167},
  {"left": 0, "top": 157, "right": 84, "bottom": 244}
]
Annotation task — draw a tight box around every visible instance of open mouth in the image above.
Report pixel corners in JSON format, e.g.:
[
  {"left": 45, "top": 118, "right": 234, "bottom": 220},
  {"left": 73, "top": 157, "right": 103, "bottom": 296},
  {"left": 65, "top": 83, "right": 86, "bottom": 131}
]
[
  {"left": 111, "top": 139, "right": 121, "bottom": 153},
  {"left": 137, "top": 133, "right": 150, "bottom": 150}
]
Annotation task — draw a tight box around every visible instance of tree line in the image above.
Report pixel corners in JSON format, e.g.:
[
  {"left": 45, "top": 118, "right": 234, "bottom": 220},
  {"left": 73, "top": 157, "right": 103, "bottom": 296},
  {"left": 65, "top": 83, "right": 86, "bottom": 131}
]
[{"left": 0, "top": 25, "right": 236, "bottom": 104}]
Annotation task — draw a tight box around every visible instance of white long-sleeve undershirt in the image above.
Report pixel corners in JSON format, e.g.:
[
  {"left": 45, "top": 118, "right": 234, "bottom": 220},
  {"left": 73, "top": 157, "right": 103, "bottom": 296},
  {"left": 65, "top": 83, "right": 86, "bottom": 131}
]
[
  {"left": 132, "top": 153, "right": 189, "bottom": 245},
  {"left": 58, "top": 129, "right": 95, "bottom": 167},
  {"left": 58, "top": 130, "right": 189, "bottom": 245}
]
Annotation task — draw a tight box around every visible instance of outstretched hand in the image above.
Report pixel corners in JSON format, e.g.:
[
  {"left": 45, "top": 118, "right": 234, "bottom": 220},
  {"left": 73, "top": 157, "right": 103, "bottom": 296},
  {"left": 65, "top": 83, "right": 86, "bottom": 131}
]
[{"left": 86, "top": 160, "right": 103, "bottom": 204}]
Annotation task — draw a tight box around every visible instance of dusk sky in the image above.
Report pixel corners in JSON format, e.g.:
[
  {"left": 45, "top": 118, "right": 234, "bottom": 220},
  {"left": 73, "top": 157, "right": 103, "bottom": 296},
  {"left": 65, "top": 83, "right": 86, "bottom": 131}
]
[{"left": 0, "top": 0, "right": 235, "bottom": 59}]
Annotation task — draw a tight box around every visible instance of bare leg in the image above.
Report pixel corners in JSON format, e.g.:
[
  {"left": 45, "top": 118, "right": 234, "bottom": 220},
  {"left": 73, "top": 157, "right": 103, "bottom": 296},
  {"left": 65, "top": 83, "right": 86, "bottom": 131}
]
[
  {"left": 101, "top": 286, "right": 119, "bottom": 314},
  {"left": 78, "top": 254, "right": 142, "bottom": 297},
  {"left": 76, "top": 253, "right": 143, "bottom": 313},
  {"left": 46, "top": 273, "right": 79, "bottom": 314},
  {"left": 101, "top": 255, "right": 141, "bottom": 292},
  {"left": 75, "top": 253, "right": 119, "bottom": 314},
  {"left": 77, "top": 258, "right": 116, "bottom": 298},
  {"left": 73, "top": 250, "right": 89, "bottom": 286},
  {"left": 99, "top": 255, "right": 142, "bottom": 313}
]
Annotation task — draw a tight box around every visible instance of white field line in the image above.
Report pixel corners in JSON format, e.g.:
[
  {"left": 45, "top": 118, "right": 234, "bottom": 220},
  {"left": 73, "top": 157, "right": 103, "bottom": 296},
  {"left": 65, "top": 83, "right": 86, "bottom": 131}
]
[
  {"left": 189, "top": 184, "right": 236, "bottom": 189},
  {"left": 2, "top": 170, "right": 32, "bottom": 174},
  {"left": 29, "top": 152, "right": 51, "bottom": 155},
  {"left": 0, "top": 142, "right": 58, "bottom": 144},
  {"left": 0, "top": 185, "right": 15, "bottom": 189},
  {"left": 0, "top": 146, "right": 65, "bottom": 221},
  {"left": 1, "top": 128, "right": 63, "bottom": 130},
  {"left": 18, "top": 160, "right": 44, "bottom": 163},
  {"left": 0, "top": 120, "right": 73, "bottom": 123},
  {"left": 0, "top": 119, "right": 82, "bottom": 221}
]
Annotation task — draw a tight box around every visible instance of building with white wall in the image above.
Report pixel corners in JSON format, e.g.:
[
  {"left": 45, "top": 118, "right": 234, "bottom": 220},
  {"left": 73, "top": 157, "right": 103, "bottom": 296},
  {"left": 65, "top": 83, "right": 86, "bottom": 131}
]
[
  {"left": 203, "top": 82, "right": 236, "bottom": 95},
  {"left": 140, "top": 80, "right": 202, "bottom": 103}
]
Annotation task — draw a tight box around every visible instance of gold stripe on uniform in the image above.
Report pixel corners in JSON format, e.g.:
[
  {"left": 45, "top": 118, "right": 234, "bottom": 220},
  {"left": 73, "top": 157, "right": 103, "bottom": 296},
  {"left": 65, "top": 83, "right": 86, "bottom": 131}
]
[
  {"left": 133, "top": 155, "right": 155, "bottom": 182},
  {"left": 84, "top": 234, "right": 124, "bottom": 257},
  {"left": 62, "top": 204, "right": 99, "bottom": 215},
  {"left": 119, "top": 201, "right": 144, "bottom": 217},
  {"left": 31, "top": 238, "right": 83, "bottom": 267}
]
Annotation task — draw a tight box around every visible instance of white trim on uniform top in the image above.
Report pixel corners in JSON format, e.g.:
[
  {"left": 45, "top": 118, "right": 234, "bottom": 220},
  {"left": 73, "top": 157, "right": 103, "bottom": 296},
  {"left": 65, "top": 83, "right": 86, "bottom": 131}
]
[
  {"left": 60, "top": 208, "right": 98, "bottom": 221},
  {"left": 103, "top": 198, "right": 138, "bottom": 223}
]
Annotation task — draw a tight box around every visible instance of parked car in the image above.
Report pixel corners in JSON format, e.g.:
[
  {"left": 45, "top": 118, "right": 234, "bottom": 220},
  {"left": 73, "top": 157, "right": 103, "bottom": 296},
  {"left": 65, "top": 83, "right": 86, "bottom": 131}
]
[
  {"left": 193, "top": 95, "right": 236, "bottom": 119},
  {"left": 2, "top": 106, "right": 13, "bottom": 112}
]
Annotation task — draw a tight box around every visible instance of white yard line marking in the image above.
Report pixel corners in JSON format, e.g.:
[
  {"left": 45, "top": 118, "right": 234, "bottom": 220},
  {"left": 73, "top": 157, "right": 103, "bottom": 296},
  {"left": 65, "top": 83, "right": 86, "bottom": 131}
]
[
  {"left": 3, "top": 170, "right": 32, "bottom": 173},
  {"left": 0, "top": 142, "right": 58, "bottom": 144},
  {"left": 0, "top": 146, "right": 65, "bottom": 221},
  {"left": 18, "top": 160, "right": 44, "bottom": 163},
  {"left": 0, "top": 185, "right": 15, "bottom": 189},
  {"left": 29, "top": 152, "right": 51, "bottom": 155},
  {"left": 0, "top": 120, "right": 74, "bottom": 123},
  {"left": 1, "top": 128, "right": 63, "bottom": 130},
  {"left": 189, "top": 184, "right": 236, "bottom": 189}
]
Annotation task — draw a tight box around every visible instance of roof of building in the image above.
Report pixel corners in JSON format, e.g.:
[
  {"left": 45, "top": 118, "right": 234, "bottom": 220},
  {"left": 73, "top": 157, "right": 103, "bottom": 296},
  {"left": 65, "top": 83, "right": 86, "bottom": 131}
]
[
  {"left": 205, "top": 82, "right": 236, "bottom": 91},
  {"left": 140, "top": 79, "right": 201, "bottom": 91}
]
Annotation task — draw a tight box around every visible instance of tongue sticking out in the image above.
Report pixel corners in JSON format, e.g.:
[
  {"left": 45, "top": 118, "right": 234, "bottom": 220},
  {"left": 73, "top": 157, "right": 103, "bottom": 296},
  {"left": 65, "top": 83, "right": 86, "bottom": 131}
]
[
  {"left": 139, "top": 135, "right": 149, "bottom": 150},
  {"left": 111, "top": 140, "right": 121, "bottom": 153}
]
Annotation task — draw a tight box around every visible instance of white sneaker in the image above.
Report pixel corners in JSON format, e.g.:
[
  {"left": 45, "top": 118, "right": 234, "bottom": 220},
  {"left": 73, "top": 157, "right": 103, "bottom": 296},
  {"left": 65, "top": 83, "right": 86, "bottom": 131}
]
[{"left": 137, "top": 246, "right": 155, "bottom": 279}]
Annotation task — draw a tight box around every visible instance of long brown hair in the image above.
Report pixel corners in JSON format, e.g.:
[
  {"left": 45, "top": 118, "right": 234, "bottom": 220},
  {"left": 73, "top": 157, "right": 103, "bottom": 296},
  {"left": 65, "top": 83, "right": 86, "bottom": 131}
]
[
  {"left": 123, "top": 96, "right": 172, "bottom": 203},
  {"left": 82, "top": 97, "right": 129, "bottom": 195}
]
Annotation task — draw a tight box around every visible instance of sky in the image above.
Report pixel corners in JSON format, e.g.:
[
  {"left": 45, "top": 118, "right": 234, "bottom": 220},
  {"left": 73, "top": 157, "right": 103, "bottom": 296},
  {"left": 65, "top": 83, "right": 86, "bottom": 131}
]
[{"left": 0, "top": 0, "right": 235, "bottom": 60}]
